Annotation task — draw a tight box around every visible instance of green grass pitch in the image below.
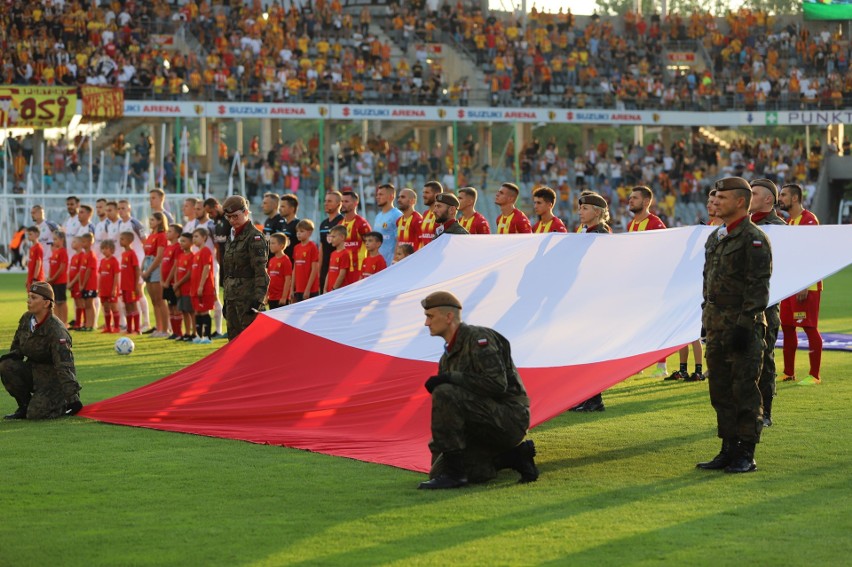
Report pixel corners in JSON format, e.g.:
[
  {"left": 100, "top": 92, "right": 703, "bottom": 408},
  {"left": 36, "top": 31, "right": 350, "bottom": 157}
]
[{"left": 1, "top": 269, "right": 850, "bottom": 566}]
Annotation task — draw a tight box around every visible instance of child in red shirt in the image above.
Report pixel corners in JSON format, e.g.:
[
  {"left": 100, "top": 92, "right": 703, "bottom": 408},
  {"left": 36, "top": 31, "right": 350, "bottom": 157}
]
[
  {"left": 161, "top": 223, "right": 184, "bottom": 339},
  {"left": 325, "top": 225, "right": 351, "bottom": 293},
  {"left": 98, "top": 239, "right": 121, "bottom": 333},
  {"left": 360, "top": 232, "right": 388, "bottom": 279},
  {"left": 291, "top": 219, "right": 319, "bottom": 302},
  {"left": 172, "top": 232, "right": 196, "bottom": 341},
  {"left": 266, "top": 233, "right": 293, "bottom": 310},
  {"left": 120, "top": 231, "right": 143, "bottom": 334},
  {"left": 46, "top": 231, "right": 69, "bottom": 325},
  {"left": 25, "top": 227, "right": 44, "bottom": 290},
  {"left": 78, "top": 233, "right": 98, "bottom": 331},
  {"left": 190, "top": 227, "right": 216, "bottom": 343},
  {"left": 67, "top": 236, "right": 85, "bottom": 329}
]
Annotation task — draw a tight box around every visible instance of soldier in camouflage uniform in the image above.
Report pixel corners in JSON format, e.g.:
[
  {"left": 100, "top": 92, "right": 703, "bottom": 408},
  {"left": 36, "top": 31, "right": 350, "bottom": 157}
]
[
  {"left": 698, "top": 177, "right": 772, "bottom": 474},
  {"left": 749, "top": 178, "right": 786, "bottom": 427},
  {"left": 1, "top": 282, "right": 82, "bottom": 420},
  {"left": 432, "top": 193, "right": 470, "bottom": 237},
  {"left": 419, "top": 291, "right": 538, "bottom": 489},
  {"left": 221, "top": 196, "right": 270, "bottom": 340}
]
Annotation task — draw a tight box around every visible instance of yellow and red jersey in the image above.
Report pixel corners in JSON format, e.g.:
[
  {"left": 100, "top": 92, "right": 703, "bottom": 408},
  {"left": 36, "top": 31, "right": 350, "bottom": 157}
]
[
  {"left": 627, "top": 213, "right": 666, "bottom": 231},
  {"left": 496, "top": 208, "right": 532, "bottom": 234},
  {"left": 458, "top": 212, "right": 491, "bottom": 234}
]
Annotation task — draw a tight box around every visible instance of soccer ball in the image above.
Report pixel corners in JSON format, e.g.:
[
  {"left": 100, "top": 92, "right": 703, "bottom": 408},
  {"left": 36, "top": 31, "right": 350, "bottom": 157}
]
[{"left": 115, "top": 337, "right": 135, "bottom": 355}]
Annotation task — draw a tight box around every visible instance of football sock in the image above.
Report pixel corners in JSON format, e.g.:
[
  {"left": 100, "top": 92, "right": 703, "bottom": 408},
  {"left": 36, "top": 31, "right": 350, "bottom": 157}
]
[
  {"left": 694, "top": 363, "right": 702, "bottom": 374},
  {"left": 781, "top": 324, "right": 797, "bottom": 376},
  {"left": 804, "top": 326, "right": 822, "bottom": 377},
  {"left": 679, "top": 362, "right": 688, "bottom": 374},
  {"left": 104, "top": 311, "right": 112, "bottom": 330}
]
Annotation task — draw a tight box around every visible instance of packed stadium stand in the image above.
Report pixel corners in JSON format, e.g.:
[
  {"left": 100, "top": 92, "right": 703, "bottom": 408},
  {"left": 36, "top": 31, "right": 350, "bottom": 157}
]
[{"left": 2, "top": 1, "right": 851, "bottom": 233}]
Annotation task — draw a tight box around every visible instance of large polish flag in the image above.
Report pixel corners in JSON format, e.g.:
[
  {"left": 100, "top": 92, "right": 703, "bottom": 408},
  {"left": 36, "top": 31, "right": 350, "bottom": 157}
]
[{"left": 80, "top": 225, "right": 852, "bottom": 472}]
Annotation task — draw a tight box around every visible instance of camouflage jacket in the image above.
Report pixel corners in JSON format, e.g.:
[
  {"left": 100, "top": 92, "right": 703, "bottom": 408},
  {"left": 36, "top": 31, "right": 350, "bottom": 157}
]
[
  {"left": 753, "top": 209, "right": 787, "bottom": 227},
  {"left": 438, "top": 323, "right": 529, "bottom": 405},
  {"left": 436, "top": 220, "right": 470, "bottom": 237},
  {"left": 10, "top": 313, "right": 80, "bottom": 398},
  {"left": 702, "top": 217, "right": 772, "bottom": 332},
  {"left": 223, "top": 221, "right": 269, "bottom": 304}
]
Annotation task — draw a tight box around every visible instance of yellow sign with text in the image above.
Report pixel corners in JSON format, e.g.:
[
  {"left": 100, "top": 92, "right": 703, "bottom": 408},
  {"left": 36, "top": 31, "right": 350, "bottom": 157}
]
[{"left": 0, "top": 86, "right": 77, "bottom": 129}]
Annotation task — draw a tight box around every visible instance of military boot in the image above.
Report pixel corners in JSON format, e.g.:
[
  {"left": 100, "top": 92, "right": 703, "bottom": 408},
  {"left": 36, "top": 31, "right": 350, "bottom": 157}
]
[
  {"left": 4, "top": 406, "right": 27, "bottom": 420},
  {"left": 697, "top": 438, "right": 738, "bottom": 470},
  {"left": 511, "top": 440, "right": 540, "bottom": 483},
  {"left": 763, "top": 397, "right": 773, "bottom": 427},
  {"left": 418, "top": 451, "right": 469, "bottom": 489},
  {"left": 725, "top": 441, "right": 757, "bottom": 473}
]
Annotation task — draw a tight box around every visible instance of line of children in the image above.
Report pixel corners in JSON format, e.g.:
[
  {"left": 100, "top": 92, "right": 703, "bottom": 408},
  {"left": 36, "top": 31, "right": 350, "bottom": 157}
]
[{"left": 266, "top": 233, "right": 293, "bottom": 310}]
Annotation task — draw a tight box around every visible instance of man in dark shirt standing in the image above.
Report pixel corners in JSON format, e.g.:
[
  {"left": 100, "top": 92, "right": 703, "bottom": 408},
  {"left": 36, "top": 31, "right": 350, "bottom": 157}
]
[
  {"left": 279, "top": 194, "right": 300, "bottom": 261},
  {"left": 319, "top": 190, "right": 343, "bottom": 293},
  {"left": 261, "top": 192, "right": 287, "bottom": 240},
  {"left": 204, "top": 198, "right": 230, "bottom": 268}
]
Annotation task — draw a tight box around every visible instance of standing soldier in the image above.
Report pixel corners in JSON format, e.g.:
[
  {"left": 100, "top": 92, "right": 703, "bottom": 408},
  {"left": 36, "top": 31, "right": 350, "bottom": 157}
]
[
  {"left": 1, "top": 282, "right": 82, "bottom": 419},
  {"left": 221, "top": 196, "right": 269, "bottom": 340},
  {"left": 432, "top": 193, "right": 469, "bottom": 237},
  {"left": 419, "top": 291, "right": 538, "bottom": 489},
  {"left": 749, "top": 178, "right": 786, "bottom": 427},
  {"left": 698, "top": 177, "right": 772, "bottom": 474}
]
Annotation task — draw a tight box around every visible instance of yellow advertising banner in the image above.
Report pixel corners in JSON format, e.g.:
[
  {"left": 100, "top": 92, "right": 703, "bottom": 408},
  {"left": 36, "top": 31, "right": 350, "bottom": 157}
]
[
  {"left": 81, "top": 86, "right": 124, "bottom": 119},
  {"left": 0, "top": 86, "right": 77, "bottom": 128}
]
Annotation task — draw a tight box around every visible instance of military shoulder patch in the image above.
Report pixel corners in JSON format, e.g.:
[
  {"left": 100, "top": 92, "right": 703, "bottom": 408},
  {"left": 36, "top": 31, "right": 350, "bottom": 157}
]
[
  {"left": 752, "top": 240, "right": 763, "bottom": 247},
  {"left": 477, "top": 338, "right": 488, "bottom": 347},
  {"left": 254, "top": 235, "right": 262, "bottom": 240}
]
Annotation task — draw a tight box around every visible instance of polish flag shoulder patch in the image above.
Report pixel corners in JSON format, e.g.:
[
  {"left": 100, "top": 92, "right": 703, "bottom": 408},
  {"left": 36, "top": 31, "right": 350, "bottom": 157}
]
[
  {"left": 477, "top": 338, "right": 489, "bottom": 347},
  {"left": 752, "top": 240, "right": 763, "bottom": 247},
  {"left": 254, "top": 235, "right": 263, "bottom": 240}
]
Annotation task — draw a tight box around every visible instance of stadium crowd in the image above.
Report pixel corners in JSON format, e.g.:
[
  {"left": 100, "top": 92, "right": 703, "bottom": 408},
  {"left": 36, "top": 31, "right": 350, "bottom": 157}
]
[{"left": 4, "top": 1, "right": 851, "bottom": 109}]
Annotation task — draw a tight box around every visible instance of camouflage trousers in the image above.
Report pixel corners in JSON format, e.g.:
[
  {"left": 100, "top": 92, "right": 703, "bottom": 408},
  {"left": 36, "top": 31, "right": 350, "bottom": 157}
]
[
  {"left": 428, "top": 383, "right": 529, "bottom": 483},
  {"left": 0, "top": 358, "right": 76, "bottom": 419},
  {"left": 705, "top": 325, "right": 766, "bottom": 444},
  {"left": 759, "top": 306, "right": 781, "bottom": 403},
  {"left": 224, "top": 297, "right": 259, "bottom": 341}
]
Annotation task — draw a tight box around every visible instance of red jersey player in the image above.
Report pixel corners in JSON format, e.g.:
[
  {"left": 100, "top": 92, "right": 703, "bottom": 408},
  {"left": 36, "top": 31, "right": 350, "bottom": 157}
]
[
  {"left": 626, "top": 186, "right": 667, "bottom": 232},
  {"left": 266, "top": 233, "right": 293, "bottom": 309},
  {"left": 361, "top": 232, "right": 388, "bottom": 279},
  {"left": 25, "top": 227, "right": 44, "bottom": 290},
  {"left": 457, "top": 187, "right": 491, "bottom": 234},
  {"left": 67, "top": 236, "right": 85, "bottom": 329},
  {"left": 325, "top": 225, "right": 352, "bottom": 293},
  {"left": 190, "top": 227, "right": 216, "bottom": 343},
  {"left": 340, "top": 191, "right": 372, "bottom": 281},
  {"left": 119, "top": 231, "right": 143, "bottom": 334},
  {"left": 418, "top": 180, "right": 443, "bottom": 247},
  {"left": 77, "top": 233, "right": 98, "bottom": 331},
  {"left": 97, "top": 239, "right": 121, "bottom": 333},
  {"left": 531, "top": 187, "right": 568, "bottom": 233},
  {"left": 291, "top": 219, "right": 320, "bottom": 301},
  {"left": 495, "top": 183, "right": 532, "bottom": 234},
  {"left": 46, "top": 231, "right": 69, "bottom": 325},
  {"left": 778, "top": 182, "right": 823, "bottom": 384},
  {"left": 396, "top": 188, "right": 423, "bottom": 250}
]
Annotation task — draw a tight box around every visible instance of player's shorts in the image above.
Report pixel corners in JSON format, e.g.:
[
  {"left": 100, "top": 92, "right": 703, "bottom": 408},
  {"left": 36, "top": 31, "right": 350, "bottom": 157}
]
[
  {"left": 142, "top": 256, "right": 161, "bottom": 283},
  {"left": 191, "top": 294, "right": 215, "bottom": 313},
  {"left": 122, "top": 290, "right": 139, "bottom": 303},
  {"left": 163, "top": 286, "right": 177, "bottom": 306},
  {"left": 177, "top": 296, "right": 194, "bottom": 313},
  {"left": 81, "top": 289, "right": 98, "bottom": 299},
  {"left": 780, "top": 290, "right": 821, "bottom": 328},
  {"left": 53, "top": 284, "right": 67, "bottom": 303},
  {"left": 98, "top": 294, "right": 118, "bottom": 304}
]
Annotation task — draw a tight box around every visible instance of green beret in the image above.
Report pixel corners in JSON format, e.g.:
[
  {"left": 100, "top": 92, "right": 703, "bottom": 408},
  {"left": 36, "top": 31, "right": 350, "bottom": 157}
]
[
  {"left": 750, "top": 178, "right": 778, "bottom": 201},
  {"left": 29, "top": 281, "right": 54, "bottom": 302},
  {"left": 435, "top": 193, "right": 460, "bottom": 208},
  {"left": 421, "top": 291, "right": 463, "bottom": 310},
  {"left": 222, "top": 195, "right": 249, "bottom": 214},
  {"left": 714, "top": 177, "right": 751, "bottom": 192},
  {"left": 578, "top": 192, "right": 608, "bottom": 209}
]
